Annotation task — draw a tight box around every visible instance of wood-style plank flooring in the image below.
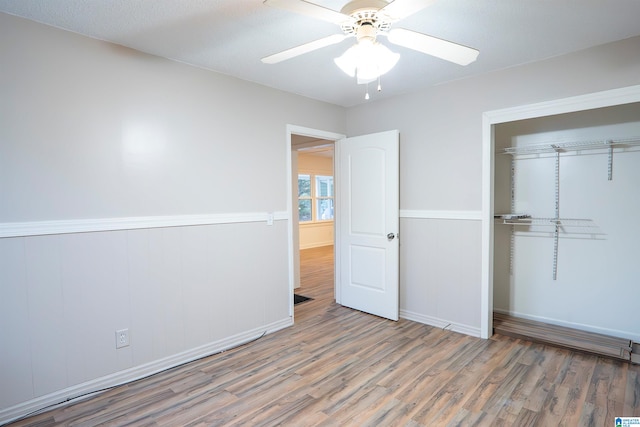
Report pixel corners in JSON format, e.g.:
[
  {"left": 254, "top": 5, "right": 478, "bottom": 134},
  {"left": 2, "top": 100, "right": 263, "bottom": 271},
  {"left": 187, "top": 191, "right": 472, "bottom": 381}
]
[
  {"left": 493, "top": 312, "right": 633, "bottom": 361},
  {"left": 8, "top": 245, "right": 640, "bottom": 426}
]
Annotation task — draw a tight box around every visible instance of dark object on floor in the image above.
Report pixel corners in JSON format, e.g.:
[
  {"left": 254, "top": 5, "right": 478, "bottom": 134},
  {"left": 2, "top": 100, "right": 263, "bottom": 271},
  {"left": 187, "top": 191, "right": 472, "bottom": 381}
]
[{"left": 294, "top": 294, "right": 313, "bottom": 305}]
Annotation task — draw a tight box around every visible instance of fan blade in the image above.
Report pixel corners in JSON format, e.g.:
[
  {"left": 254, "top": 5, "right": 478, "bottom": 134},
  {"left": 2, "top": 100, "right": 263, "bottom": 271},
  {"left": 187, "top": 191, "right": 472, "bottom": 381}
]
[
  {"left": 264, "top": 0, "right": 353, "bottom": 25},
  {"left": 262, "top": 34, "right": 349, "bottom": 64},
  {"left": 387, "top": 28, "right": 479, "bottom": 65},
  {"left": 380, "top": 0, "right": 437, "bottom": 21}
]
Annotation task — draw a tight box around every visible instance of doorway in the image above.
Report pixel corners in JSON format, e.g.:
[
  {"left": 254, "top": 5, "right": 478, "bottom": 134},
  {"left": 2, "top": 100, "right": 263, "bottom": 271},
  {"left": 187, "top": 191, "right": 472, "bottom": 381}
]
[
  {"left": 481, "top": 84, "right": 640, "bottom": 339},
  {"left": 293, "top": 136, "right": 335, "bottom": 311},
  {"left": 286, "top": 125, "right": 345, "bottom": 320},
  {"left": 286, "top": 126, "right": 401, "bottom": 322}
]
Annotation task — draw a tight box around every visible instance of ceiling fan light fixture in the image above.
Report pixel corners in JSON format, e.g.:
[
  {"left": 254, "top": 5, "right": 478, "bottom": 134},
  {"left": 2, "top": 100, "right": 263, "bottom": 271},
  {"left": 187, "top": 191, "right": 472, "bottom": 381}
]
[{"left": 334, "top": 40, "right": 399, "bottom": 84}]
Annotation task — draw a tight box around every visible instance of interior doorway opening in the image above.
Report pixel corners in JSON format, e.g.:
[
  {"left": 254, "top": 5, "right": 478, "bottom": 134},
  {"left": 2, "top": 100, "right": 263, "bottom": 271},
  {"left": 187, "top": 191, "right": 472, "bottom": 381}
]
[
  {"left": 291, "top": 134, "right": 335, "bottom": 316},
  {"left": 287, "top": 126, "right": 345, "bottom": 321}
]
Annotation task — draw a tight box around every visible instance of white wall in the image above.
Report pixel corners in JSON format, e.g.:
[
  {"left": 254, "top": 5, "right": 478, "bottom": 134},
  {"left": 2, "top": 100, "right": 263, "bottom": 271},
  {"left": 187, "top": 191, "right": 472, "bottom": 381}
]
[
  {"left": 494, "top": 103, "right": 640, "bottom": 340},
  {"left": 0, "top": 13, "right": 346, "bottom": 422},
  {"left": 346, "top": 36, "right": 640, "bottom": 336},
  {"left": 297, "top": 152, "right": 334, "bottom": 249}
]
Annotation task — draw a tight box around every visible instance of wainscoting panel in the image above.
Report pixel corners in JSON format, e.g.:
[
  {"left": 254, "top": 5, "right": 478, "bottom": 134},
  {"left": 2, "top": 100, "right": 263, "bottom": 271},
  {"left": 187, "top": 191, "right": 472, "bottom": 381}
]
[
  {"left": 399, "top": 216, "right": 482, "bottom": 334},
  {"left": 0, "top": 217, "right": 291, "bottom": 423}
]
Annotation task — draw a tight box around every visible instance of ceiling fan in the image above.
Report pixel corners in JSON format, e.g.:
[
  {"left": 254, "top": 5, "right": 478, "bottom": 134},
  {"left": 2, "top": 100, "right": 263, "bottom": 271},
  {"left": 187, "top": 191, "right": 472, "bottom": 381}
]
[{"left": 261, "top": 0, "right": 479, "bottom": 83}]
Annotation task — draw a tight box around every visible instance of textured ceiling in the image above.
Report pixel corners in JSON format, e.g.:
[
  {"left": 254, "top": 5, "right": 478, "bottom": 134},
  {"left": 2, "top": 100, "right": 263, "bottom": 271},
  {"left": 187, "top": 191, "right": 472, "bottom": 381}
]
[{"left": 2, "top": 0, "right": 640, "bottom": 107}]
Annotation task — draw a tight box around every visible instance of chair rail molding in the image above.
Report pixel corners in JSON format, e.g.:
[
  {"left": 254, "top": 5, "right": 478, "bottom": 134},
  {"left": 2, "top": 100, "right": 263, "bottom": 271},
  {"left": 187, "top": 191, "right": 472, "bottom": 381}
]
[
  {"left": 0, "top": 211, "right": 289, "bottom": 238},
  {"left": 400, "top": 209, "right": 482, "bottom": 221}
]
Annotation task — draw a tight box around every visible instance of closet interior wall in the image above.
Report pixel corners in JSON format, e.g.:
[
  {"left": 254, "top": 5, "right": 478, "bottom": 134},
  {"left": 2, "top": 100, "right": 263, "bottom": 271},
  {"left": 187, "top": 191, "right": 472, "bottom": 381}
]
[{"left": 493, "top": 102, "right": 640, "bottom": 342}]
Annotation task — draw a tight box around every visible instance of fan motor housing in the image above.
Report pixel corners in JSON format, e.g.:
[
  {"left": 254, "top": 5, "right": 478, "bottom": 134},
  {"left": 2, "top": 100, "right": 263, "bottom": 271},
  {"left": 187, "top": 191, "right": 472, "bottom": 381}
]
[{"left": 340, "top": 0, "right": 391, "bottom": 37}]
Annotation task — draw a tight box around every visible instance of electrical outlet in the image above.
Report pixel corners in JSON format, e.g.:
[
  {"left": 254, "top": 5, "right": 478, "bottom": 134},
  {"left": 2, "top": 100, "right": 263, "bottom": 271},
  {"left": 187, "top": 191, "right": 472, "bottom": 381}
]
[{"left": 115, "top": 329, "right": 130, "bottom": 349}]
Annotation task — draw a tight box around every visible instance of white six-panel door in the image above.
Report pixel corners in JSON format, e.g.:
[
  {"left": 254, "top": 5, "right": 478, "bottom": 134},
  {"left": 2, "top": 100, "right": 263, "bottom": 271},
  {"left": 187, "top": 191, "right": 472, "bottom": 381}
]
[{"left": 337, "top": 130, "right": 399, "bottom": 321}]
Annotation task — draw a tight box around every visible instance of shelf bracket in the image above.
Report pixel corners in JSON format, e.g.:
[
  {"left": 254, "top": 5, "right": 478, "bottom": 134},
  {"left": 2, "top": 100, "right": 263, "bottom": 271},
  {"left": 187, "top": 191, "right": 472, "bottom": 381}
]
[
  {"left": 607, "top": 139, "right": 614, "bottom": 181},
  {"left": 552, "top": 147, "right": 560, "bottom": 280},
  {"left": 510, "top": 157, "right": 516, "bottom": 275}
]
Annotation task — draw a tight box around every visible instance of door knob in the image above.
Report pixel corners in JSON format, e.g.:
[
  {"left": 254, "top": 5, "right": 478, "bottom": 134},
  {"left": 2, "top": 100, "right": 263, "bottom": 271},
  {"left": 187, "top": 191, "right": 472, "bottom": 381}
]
[{"left": 387, "top": 233, "right": 395, "bottom": 241}]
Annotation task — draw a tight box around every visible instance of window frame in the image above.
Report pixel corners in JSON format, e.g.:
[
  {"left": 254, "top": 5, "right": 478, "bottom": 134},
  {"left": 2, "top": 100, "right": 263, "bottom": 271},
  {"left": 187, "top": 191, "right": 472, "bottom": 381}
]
[{"left": 297, "top": 173, "right": 334, "bottom": 223}]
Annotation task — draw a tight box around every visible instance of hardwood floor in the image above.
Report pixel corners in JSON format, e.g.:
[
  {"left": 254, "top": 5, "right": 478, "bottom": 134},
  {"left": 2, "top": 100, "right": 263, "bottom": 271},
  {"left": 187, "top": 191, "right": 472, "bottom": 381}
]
[{"left": 8, "top": 245, "right": 640, "bottom": 426}]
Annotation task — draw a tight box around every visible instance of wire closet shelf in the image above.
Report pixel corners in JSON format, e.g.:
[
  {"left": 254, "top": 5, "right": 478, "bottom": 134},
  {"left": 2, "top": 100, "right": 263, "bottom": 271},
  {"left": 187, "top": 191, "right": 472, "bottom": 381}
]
[{"left": 502, "top": 136, "right": 640, "bottom": 156}]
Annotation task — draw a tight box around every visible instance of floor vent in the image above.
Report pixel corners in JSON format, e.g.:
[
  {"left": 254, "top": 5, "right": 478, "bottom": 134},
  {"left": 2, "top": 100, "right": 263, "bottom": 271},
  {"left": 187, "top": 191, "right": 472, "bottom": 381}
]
[{"left": 493, "top": 312, "right": 634, "bottom": 362}]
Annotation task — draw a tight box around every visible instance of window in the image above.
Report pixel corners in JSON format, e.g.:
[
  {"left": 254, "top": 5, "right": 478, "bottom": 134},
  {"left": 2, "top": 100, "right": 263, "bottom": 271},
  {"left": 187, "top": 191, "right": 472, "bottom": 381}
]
[
  {"left": 316, "top": 175, "right": 334, "bottom": 220},
  {"left": 298, "top": 174, "right": 312, "bottom": 222},
  {"left": 298, "top": 174, "right": 334, "bottom": 222}
]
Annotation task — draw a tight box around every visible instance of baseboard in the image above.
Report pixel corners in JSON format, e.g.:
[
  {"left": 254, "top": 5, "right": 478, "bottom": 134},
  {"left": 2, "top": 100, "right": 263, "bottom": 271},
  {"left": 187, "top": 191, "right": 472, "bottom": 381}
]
[
  {"left": 493, "top": 308, "right": 639, "bottom": 342},
  {"left": 400, "top": 310, "right": 481, "bottom": 338},
  {"left": 0, "top": 317, "right": 293, "bottom": 425},
  {"left": 299, "top": 242, "right": 333, "bottom": 250}
]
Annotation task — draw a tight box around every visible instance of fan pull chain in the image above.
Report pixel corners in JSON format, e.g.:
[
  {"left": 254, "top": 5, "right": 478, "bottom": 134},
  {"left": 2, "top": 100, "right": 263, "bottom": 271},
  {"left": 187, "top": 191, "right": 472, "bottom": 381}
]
[
  {"left": 377, "top": 75, "right": 382, "bottom": 92},
  {"left": 365, "top": 83, "right": 370, "bottom": 100}
]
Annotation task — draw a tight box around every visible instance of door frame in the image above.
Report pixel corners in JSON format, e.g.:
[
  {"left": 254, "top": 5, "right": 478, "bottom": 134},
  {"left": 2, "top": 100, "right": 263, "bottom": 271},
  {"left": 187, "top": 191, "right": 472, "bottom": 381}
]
[
  {"left": 480, "top": 84, "right": 640, "bottom": 339},
  {"left": 286, "top": 125, "right": 346, "bottom": 319}
]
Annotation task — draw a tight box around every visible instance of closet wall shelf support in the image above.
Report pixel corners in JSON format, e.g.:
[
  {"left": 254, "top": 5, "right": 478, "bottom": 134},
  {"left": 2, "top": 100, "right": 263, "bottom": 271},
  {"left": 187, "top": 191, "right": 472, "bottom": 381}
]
[{"left": 495, "top": 214, "right": 602, "bottom": 280}]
